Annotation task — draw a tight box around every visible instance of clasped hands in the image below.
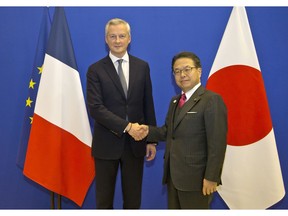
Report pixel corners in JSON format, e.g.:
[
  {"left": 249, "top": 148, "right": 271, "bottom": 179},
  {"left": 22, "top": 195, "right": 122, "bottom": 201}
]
[{"left": 126, "top": 123, "right": 148, "bottom": 141}]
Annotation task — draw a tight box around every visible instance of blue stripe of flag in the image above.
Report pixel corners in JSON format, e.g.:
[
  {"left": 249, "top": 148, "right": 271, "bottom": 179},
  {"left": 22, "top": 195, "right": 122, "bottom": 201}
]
[{"left": 46, "top": 7, "right": 78, "bottom": 71}]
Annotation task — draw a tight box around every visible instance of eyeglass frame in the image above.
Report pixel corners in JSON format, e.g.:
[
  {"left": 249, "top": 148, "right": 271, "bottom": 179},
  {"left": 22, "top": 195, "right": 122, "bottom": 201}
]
[{"left": 173, "top": 66, "right": 197, "bottom": 76}]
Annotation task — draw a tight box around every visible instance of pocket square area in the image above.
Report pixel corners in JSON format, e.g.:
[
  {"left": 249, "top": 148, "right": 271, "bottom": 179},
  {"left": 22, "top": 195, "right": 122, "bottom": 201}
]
[{"left": 187, "top": 111, "right": 197, "bottom": 114}]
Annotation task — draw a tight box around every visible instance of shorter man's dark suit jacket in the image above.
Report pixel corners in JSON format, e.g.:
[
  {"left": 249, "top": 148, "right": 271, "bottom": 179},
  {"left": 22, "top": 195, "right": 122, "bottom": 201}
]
[{"left": 148, "top": 86, "right": 227, "bottom": 191}]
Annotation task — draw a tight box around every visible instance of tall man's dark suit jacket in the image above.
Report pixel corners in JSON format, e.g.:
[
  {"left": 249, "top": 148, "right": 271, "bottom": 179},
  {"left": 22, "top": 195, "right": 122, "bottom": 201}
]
[
  {"left": 86, "top": 54, "right": 156, "bottom": 160},
  {"left": 148, "top": 85, "right": 227, "bottom": 192}
]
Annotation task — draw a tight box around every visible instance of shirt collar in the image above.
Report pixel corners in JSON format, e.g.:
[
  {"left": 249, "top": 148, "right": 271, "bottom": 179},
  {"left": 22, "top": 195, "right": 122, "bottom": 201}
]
[
  {"left": 183, "top": 82, "right": 201, "bottom": 101},
  {"left": 109, "top": 51, "right": 129, "bottom": 64}
]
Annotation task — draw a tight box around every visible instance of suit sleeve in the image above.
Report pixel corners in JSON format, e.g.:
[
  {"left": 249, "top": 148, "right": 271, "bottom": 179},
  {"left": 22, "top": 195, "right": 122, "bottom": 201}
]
[
  {"left": 147, "top": 97, "right": 176, "bottom": 142},
  {"left": 204, "top": 94, "right": 227, "bottom": 183},
  {"left": 147, "top": 125, "right": 167, "bottom": 142},
  {"left": 143, "top": 63, "right": 157, "bottom": 126}
]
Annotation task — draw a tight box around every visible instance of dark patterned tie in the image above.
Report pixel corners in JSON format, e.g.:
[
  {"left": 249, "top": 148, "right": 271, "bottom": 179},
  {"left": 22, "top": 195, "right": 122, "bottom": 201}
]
[
  {"left": 178, "top": 93, "right": 186, "bottom": 108},
  {"left": 117, "top": 59, "right": 127, "bottom": 98}
]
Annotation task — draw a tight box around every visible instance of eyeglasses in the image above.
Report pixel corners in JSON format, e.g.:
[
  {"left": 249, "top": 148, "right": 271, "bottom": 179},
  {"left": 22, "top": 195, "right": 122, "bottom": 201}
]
[
  {"left": 173, "top": 66, "right": 196, "bottom": 76},
  {"left": 108, "top": 34, "right": 127, "bottom": 40}
]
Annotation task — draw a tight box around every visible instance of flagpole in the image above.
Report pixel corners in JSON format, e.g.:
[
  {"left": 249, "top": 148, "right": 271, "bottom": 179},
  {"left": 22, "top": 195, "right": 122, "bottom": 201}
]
[
  {"left": 50, "top": 191, "right": 62, "bottom": 209},
  {"left": 50, "top": 191, "right": 55, "bottom": 209},
  {"left": 57, "top": 194, "right": 62, "bottom": 209}
]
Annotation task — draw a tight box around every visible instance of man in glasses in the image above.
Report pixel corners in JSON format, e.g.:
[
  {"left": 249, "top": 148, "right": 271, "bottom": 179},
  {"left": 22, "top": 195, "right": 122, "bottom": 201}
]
[{"left": 143, "top": 51, "right": 227, "bottom": 209}]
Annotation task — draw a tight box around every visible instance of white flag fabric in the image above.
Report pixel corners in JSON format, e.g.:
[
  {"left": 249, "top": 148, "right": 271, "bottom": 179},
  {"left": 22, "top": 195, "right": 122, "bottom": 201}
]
[{"left": 206, "top": 6, "right": 285, "bottom": 209}]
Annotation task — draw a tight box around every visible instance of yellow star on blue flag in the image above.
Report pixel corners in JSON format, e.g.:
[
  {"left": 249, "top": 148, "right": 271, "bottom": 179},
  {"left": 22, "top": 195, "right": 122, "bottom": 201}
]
[{"left": 16, "top": 7, "right": 51, "bottom": 169}]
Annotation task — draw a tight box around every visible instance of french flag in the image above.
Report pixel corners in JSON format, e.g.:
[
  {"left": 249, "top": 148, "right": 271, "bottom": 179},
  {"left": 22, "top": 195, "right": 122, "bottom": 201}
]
[
  {"left": 206, "top": 7, "right": 285, "bottom": 209},
  {"left": 23, "top": 7, "right": 95, "bottom": 207}
]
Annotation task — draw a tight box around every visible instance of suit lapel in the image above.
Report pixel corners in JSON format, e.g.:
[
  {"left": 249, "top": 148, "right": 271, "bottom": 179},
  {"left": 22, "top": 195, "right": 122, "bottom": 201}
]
[
  {"left": 173, "top": 86, "right": 205, "bottom": 130},
  {"left": 127, "top": 55, "right": 136, "bottom": 99},
  {"left": 103, "top": 56, "right": 127, "bottom": 99},
  {"left": 127, "top": 55, "right": 137, "bottom": 98}
]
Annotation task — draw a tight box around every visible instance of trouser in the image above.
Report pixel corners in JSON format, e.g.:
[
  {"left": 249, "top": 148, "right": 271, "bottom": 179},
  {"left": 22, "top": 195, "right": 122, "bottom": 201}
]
[
  {"left": 94, "top": 141, "right": 144, "bottom": 209},
  {"left": 167, "top": 172, "right": 213, "bottom": 209}
]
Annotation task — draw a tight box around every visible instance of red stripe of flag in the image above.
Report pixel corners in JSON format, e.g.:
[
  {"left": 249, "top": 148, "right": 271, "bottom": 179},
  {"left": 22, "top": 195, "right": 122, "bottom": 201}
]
[{"left": 24, "top": 114, "right": 94, "bottom": 206}]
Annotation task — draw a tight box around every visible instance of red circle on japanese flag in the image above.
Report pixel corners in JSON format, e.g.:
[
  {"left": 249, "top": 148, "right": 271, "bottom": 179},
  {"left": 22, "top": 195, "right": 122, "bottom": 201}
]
[{"left": 206, "top": 65, "right": 272, "bottom": 146}]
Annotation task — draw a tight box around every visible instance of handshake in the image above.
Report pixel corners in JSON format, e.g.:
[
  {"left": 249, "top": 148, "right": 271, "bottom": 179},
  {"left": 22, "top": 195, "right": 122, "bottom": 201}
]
[{"left": 125, "top": 123, "right": 149, "bottom": 141}]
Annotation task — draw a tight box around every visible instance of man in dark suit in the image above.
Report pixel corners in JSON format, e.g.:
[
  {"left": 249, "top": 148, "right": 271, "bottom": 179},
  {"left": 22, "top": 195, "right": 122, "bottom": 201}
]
[
  {"left": 86, "top": 18, "right": 157, "bottom": 209},
  {"left": 144, "top": 51, "right": 227, "bottom": 209}
]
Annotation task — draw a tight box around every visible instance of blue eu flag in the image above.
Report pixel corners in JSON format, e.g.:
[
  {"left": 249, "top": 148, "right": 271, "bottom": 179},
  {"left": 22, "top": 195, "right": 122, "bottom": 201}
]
[{"left": 16, "top": 7, "right": 51, "bottom": 169}]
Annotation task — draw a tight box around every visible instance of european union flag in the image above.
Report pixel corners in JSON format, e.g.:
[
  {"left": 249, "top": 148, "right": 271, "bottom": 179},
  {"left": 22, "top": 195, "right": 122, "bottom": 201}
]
[{"left": 16, "top": 7, "right": 51, "bottom": 169}]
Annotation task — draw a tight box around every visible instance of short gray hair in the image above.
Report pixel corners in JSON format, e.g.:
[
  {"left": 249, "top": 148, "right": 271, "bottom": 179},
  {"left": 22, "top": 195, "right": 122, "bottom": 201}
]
[{"left": 105, "top": 18, "right": 131, "bottom": 36}]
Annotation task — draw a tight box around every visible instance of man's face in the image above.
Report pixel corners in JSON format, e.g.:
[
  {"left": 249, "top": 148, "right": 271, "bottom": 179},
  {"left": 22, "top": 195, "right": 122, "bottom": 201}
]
[
  {"left": 173, "top": 57, "right": 202, "bottom": 92},
  {"left": 105, "top": 23, "right": 131, "bottom": 58}
]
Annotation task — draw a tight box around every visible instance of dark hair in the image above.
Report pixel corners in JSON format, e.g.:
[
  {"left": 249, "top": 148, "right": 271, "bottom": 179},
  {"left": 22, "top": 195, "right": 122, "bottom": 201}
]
[{"left": 171, "top": 51, "right": 202, "bottom": 71}]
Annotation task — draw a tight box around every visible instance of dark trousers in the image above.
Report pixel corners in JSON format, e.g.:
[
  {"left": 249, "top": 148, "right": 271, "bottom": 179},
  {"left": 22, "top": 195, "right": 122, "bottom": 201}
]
[
  {"left": 94, "top": 140, "right": 144, "bottom": 209},
  {"left": 167, "top": 173, "right": 213, "bottom": 209}
]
